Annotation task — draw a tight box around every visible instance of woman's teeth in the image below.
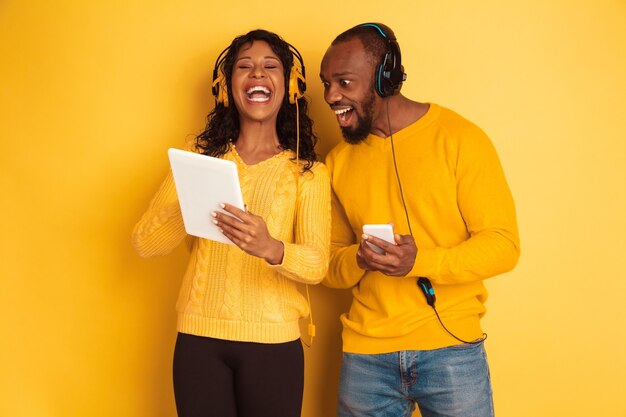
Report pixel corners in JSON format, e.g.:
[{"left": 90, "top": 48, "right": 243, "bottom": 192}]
[{"left": 246, "top": 86, "right": 271, "bottom": 102}]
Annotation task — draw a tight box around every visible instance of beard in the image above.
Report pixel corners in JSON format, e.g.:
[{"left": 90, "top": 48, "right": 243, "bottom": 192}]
[{"left": 340, "top": 89, "right": 376, "bottom": 144}]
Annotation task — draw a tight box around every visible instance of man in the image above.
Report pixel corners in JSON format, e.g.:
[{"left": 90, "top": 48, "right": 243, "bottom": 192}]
[{"left": 320, "top": 23, "right": 520, "bottom": 417}]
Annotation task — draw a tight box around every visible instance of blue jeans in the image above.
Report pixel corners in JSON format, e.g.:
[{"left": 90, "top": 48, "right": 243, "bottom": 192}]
[{"left": 337, "top": 341, "right": 494, "bottom": 417}]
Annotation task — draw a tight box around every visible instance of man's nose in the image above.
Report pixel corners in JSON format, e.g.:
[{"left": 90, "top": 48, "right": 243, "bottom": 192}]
[{"left": 324, "top": 84, "right": 341, "bottom": 105}]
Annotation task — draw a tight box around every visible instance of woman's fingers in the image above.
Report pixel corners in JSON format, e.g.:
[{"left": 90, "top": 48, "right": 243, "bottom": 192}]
[{"left": 220, "top": 203, "right": 248, "bottom": 219}]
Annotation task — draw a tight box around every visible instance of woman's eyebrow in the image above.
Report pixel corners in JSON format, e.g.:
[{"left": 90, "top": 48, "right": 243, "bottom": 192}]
[{"left": 235, "top": 56, "right": 281, "bottom": 62}]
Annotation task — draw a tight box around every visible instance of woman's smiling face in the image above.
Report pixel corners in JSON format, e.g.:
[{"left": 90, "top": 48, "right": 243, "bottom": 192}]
[{"left": 230, "top": 40, "right": 286, "bottom": 125}]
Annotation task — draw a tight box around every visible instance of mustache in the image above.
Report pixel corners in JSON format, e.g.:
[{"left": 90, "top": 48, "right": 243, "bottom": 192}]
[{"left": 329, "top": 102, "right": 354, "bottom": 110}]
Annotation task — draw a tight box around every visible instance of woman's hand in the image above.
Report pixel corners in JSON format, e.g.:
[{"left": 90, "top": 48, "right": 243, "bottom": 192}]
[{"left": 212, "top": 203, "right": 284, "bottom": 265}]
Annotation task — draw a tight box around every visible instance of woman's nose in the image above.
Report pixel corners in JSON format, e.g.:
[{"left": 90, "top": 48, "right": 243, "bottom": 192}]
[{"left": 250, "top": 66, "right": 266, "bottom": 78}]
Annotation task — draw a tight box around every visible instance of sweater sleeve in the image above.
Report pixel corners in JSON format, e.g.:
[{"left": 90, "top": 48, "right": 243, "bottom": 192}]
[
  {"left": 269, "top": 163, "right": 331, "bottom": 284},
  {"left": 323, "top": 189, "right": 365, "bottom": 289},
  {"left": 321, "top": 148, "right": 366, "bottom": 290},
  {"left": 131, "top": 171, "right": 187, "bottom": 257},
  {"left": 409, "top": 128, "right": 521, "bottom": 284}
]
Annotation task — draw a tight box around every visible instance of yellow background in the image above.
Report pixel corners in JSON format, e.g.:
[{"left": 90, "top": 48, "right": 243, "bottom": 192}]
[{"left": 1, "top": 1, "right": 625, "bottom": 416}]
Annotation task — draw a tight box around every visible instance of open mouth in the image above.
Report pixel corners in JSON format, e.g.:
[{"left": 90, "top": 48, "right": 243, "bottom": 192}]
[
  {"left": 246, "top": 85, "right": 271, "bottom": 103},
  {"left": 334, "top": 106, "right": 354, "bottom": 127}
]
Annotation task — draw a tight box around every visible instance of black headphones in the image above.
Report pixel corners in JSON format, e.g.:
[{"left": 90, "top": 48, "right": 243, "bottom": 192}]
[
  {"left": 358, "top": 22, "right": 407, "bottom": 97},
  {"left": 211, "top": 42, "right": 306, "bottom": 107}
]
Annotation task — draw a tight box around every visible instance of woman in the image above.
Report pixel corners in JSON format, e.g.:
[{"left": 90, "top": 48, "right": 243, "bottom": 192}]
[{"left": 132, "top": 29, "right": 330, "bottom": 417}]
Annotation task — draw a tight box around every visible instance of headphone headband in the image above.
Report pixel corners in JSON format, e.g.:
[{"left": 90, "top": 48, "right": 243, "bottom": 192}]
[{"left": 359, "top": 23, "right": 395, "bottom": 40}]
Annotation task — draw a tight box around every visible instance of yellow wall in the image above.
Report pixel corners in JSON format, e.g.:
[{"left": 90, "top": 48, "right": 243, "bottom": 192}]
[{"left": 1, "top": 1, "right": 625, "bottom": 416}]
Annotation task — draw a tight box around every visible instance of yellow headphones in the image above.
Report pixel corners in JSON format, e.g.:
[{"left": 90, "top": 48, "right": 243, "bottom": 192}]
[
  {"left": 211, "top": 38, "right": 315, "bottom": 345},
  {"left": 211, "top": 42, "right": 306, "bottom": 107}
]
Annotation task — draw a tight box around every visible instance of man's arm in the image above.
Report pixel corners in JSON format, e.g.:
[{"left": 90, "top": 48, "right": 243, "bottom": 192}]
[
  {"left": 356, "top": 128, "right": 520, "bottom": 284},
  {"left": 323, "top": 190, "right": 366, "bottom": 289},
  {"left": 409, "top": 128, "right": 520, "bottom": 284}
]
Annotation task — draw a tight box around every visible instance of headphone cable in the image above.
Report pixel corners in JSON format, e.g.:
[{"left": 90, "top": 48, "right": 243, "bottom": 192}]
[
  {"left": 387, "top": 98, "right": 412, "bottom": 236},
  {"left": 432, "top": 306, "right": 487, "bottom": 345},
  {"left": 386, "top": 98, "right": 485, "bottom": 345}
]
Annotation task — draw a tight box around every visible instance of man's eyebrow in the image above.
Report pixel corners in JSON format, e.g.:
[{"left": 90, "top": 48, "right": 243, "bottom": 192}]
[{"left": 320, "top": 71, "right": 354, "bottom": 79}]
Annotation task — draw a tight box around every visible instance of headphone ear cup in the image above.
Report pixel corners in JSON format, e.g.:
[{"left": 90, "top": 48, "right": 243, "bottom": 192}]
[
  {"left": 219, "top": 77, "right": 229, "bottom": 108},
  {"left": 212, "top": 70, "right": 229, "bottom": 107},
  {"left": 211, "top": 46, "right": 230, "bottom": 107},
  {"left": 288, "top": 64, "right": 306, "bottom": 104},
  {"left": 375, "top": 52, "right": 396, "bottom": 97},
  {"left": 360, "top": 23, "right": 405, "bottom": 97},
  {"left": 375, "top": 63, "right": 387, "bottom": 97},
  {"left": 376, "top": 63, "right": 394, "bottom": 97}
]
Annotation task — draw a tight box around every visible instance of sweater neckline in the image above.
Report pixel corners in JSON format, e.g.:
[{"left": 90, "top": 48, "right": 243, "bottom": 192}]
[
  {"left": 365, "top": 103, "right": 439, "bottom": 148},
  {"left": 229, "top": 143, "right": 290, "bottom": 168}
]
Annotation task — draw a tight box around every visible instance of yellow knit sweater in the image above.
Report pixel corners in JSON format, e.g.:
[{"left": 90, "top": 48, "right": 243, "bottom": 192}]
[
  {"left": 132, "top": 146, "right": 331, "bottom": 343},
  {"left": 325, "top": 104, "right": 520, "bottom": 353}
]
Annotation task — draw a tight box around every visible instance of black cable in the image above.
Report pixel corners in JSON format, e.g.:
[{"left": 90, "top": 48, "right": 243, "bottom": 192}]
[
  {"left": 431, "top": 306, "right": 487, "bottom": 345},
  {"left": 387, "top": 99, "right": 413, "bottom": 236},
  {"left": 386, "top": 98, "right": 487, "bottom": 345}
]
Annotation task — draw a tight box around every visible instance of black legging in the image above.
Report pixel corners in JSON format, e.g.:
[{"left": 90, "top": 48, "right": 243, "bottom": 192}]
[{"left": 173, "top": 332, "right": 304, "bottom": 417}]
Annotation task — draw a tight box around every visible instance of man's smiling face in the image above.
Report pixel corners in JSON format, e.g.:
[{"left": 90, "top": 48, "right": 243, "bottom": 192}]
[{"left": 320, "top": 38, "right": 380, "bottom": 144}]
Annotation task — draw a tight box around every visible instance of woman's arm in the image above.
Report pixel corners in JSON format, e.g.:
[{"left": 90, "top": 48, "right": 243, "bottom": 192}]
[
  {"left": 273, "top": 163, "right": 331, "bottom": 284},
  {"left": 131, "top": 172, "right": 187, "bottom": 257}
]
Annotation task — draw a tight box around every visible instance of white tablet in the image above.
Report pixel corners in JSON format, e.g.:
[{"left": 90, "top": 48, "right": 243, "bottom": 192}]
[{"left": 168, "top": 148, "right": 244, "bottom": 245}]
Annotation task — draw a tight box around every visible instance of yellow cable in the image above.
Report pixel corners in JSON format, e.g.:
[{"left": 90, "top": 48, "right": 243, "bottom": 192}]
[{"left": 294, "top": 97, "right": 315, "bottom": 347}]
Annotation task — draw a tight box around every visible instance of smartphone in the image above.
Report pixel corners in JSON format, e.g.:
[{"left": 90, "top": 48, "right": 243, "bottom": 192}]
[{"left": 362, "top": 224, "right": 395, "bottom": 254}]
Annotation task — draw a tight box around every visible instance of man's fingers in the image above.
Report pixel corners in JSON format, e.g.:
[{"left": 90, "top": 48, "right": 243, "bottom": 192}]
[
  {"left": 363, "top": 234, "right": 396, "bottom": 252},
  {"left": 394, "top": 233, "right": 415, "bottom": 246}
]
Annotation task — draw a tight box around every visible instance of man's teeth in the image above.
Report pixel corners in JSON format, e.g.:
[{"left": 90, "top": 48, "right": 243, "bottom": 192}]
[
  {"left": 334, "top": 108, "right": 352, "bottom": 115},
  {"left": 335, "top": 107, "right": 352, "bottom": 121}
]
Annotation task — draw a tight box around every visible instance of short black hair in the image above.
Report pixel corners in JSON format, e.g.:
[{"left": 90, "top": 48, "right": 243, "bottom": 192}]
[{"left": 331, "top": 24, "right": 389, "bottom": 68}]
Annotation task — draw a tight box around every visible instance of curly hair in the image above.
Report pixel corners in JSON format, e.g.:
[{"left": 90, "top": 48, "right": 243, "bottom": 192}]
[{"left": 195, "top": 29, "right": 317, "bottom": 172}]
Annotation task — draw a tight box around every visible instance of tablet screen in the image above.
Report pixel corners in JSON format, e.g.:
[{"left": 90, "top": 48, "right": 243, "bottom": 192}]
[{"left": 168, "top": 148, "right": 244, "bottom": 244}]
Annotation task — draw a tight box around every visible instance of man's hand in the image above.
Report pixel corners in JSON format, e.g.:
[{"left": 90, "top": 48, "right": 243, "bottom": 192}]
[
  {"left": 356, "top": 233, "right": 417, "bottom": 276},
  {"left": 212, "top": 203, "right": 284, "bottom": 265}
]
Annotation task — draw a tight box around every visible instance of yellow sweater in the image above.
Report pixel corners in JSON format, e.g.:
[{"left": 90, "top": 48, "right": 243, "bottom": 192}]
[
  {"left": 324, "top": 104, "right": 520, "bottom": 353},
  {"left": 132, "top": 146, "right": 331, "bottom": 344}
]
